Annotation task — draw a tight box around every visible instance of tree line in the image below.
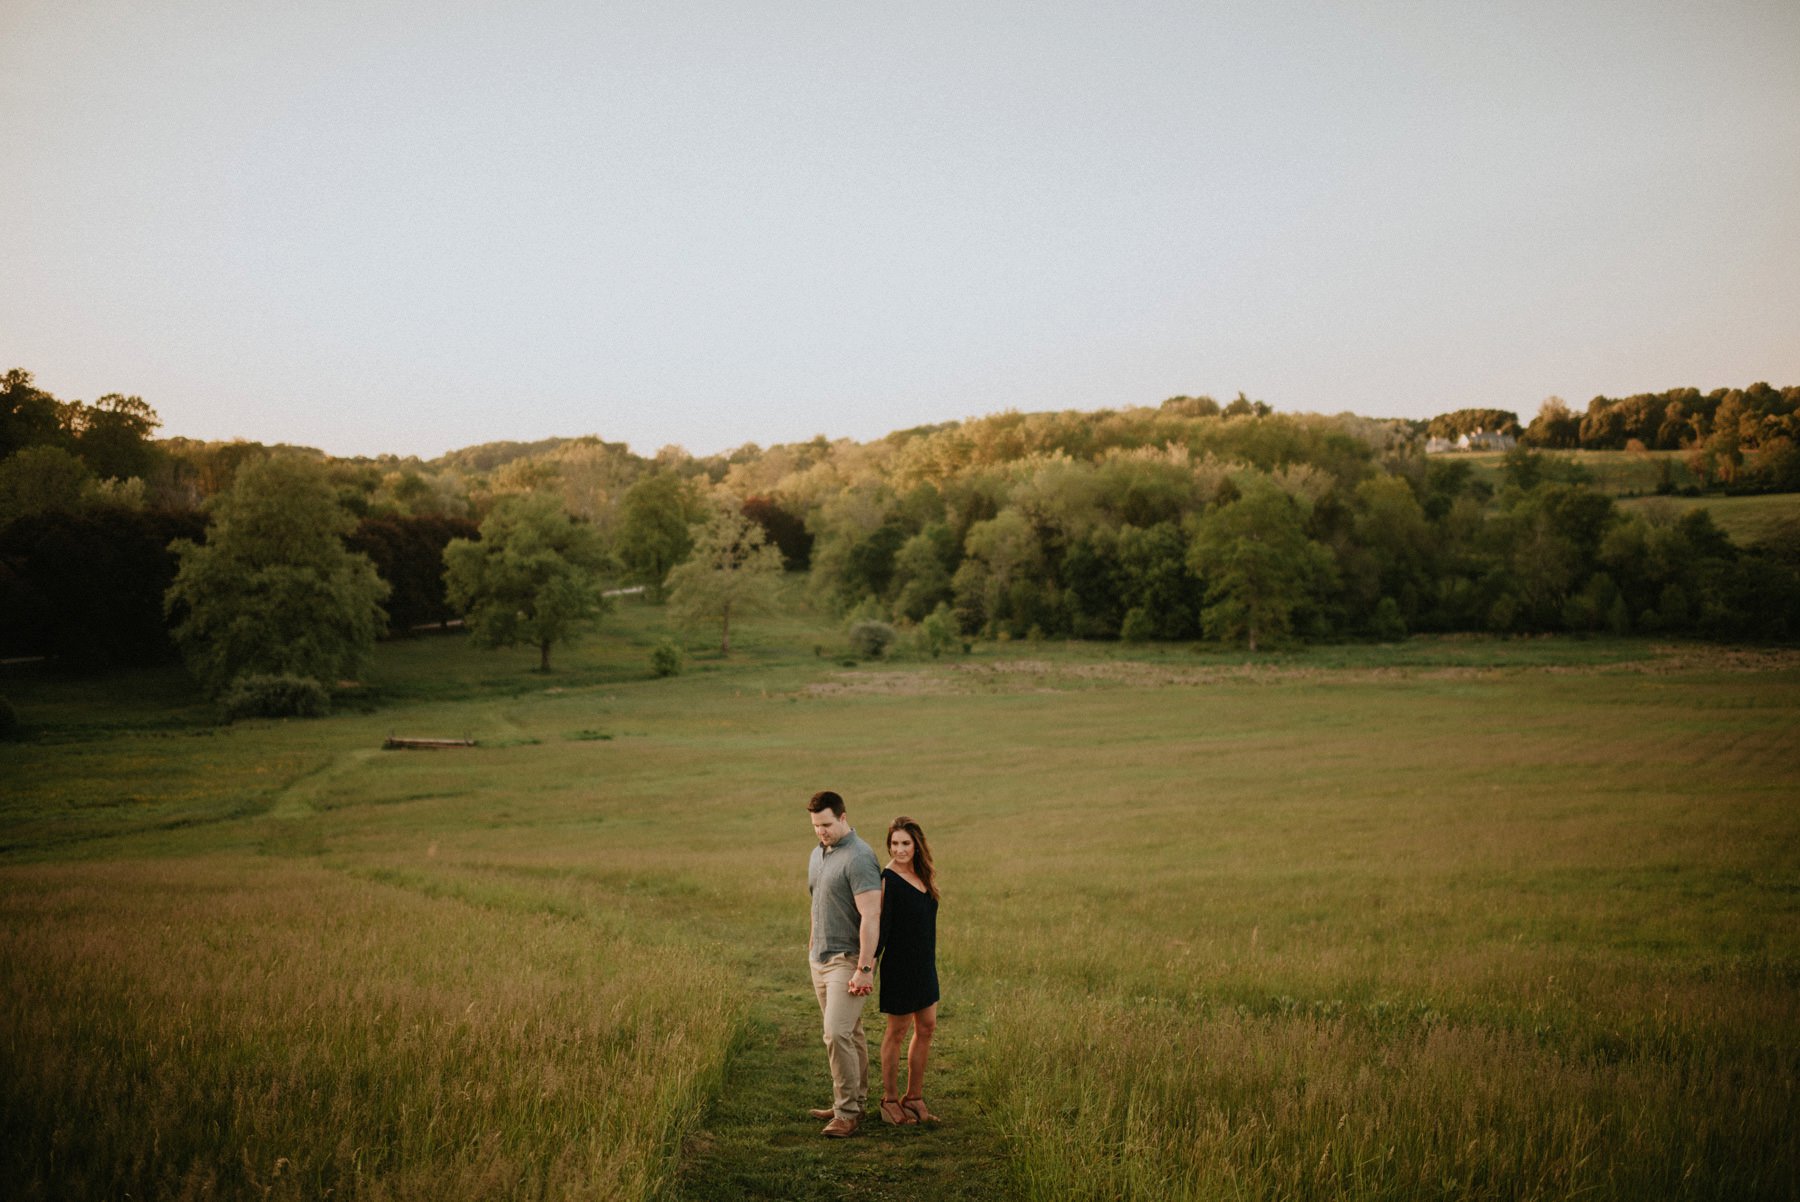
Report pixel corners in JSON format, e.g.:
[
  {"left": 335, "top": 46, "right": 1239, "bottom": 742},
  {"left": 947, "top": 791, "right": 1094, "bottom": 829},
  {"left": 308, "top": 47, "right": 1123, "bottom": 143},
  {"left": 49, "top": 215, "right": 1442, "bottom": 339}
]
[
  {"left": 3, "top": 370, "right": 1798, "bottom": 706},
  {"left": 1431, "top": 384, "right": 1800, "bottom": 492}
]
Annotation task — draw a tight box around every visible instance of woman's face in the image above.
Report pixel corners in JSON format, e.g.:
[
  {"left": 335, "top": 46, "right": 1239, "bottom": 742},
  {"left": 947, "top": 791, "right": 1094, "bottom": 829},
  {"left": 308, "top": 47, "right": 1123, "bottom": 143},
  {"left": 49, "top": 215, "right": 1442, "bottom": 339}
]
[{"left": 888, "top": 829, "right": 915, "bottom": 866}]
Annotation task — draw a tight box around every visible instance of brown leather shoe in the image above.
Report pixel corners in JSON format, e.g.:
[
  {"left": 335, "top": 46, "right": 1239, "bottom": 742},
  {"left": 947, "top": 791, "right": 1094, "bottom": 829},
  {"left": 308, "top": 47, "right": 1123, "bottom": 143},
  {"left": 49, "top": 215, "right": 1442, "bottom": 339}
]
[
  {"left": 807, "top": 1107, "right": 835, "bottom": 1120},
  {"left": 821, "top": 1115, "right": 859, "bottom": 1138}
]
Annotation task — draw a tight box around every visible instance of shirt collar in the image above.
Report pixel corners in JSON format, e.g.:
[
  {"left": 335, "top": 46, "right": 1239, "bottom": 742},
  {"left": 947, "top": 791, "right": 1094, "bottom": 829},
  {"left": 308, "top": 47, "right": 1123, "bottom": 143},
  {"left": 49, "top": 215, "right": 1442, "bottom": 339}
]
[{"left": 821, "top": 826, "right": 856, "bottom": 852}]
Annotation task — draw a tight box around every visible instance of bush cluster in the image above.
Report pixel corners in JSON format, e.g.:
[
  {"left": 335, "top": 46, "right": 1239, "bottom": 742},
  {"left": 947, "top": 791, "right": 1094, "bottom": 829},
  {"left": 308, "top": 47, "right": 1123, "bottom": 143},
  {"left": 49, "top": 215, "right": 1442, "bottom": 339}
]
[
  {"left": 847, "top": 619, "right": 897, "bottom": 659},
  {"left": 220, "top": 674, "right": 331, "bottom": 721},
  {"left": 912, "top": 604, "right": 961, "bottom": 658},
  {"left": 650, "top": 638, "right": 684, "bottom": 677}
]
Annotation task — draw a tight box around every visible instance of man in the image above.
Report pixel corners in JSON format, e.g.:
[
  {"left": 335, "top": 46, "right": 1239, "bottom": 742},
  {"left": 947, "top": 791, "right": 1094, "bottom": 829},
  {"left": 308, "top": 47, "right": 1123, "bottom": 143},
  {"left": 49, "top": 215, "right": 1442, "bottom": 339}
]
[{"left": 805, "top": 789, "right": 882, "bottom": 1138}]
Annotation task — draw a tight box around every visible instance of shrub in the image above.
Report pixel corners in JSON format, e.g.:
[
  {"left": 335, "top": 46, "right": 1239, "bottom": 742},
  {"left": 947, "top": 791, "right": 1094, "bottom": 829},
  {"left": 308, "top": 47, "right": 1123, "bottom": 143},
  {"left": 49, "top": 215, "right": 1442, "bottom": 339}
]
[
  {"left": 914, "top": 604, "right": 960, "bottom": 658},
  {"left": 847, "top": 619, "right": 897, "bottom": 659},
  {"left": 0, "top": 695, "right": 17, "bottom": 740},
  {"left": 220, "top": 674, "right": 330, "bottom": 721},
  {"left": 650, "top": 637, "right": 685, "bottom": 678}
]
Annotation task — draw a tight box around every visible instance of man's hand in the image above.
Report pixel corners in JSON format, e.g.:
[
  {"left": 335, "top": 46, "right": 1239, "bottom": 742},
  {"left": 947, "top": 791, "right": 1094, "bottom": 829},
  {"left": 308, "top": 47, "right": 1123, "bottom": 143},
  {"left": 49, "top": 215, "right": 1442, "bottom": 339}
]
[{"left": 847, "top": 967, "right": 874, "bottom": 997}]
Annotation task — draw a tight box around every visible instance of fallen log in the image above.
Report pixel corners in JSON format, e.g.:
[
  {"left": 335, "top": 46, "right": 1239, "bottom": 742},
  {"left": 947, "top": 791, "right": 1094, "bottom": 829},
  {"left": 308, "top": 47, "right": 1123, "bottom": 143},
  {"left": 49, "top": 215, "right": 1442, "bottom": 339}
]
[{"left": 383, "top": 736, "right": 477, "bottom": 750}]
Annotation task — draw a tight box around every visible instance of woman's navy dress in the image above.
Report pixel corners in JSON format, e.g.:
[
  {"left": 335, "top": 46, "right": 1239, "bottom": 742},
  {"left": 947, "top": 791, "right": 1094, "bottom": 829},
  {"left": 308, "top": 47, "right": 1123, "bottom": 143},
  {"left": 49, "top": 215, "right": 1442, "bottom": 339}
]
[{"left": 877, "top": 867, "right": 939, "bottom": 1015}]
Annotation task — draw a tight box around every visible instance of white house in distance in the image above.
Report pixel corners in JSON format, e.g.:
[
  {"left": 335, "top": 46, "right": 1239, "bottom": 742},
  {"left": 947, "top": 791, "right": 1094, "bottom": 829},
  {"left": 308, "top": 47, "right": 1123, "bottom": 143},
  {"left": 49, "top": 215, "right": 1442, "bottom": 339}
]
[{"left": 1427, "top": 430, "right": 1518, "bottom": 453}]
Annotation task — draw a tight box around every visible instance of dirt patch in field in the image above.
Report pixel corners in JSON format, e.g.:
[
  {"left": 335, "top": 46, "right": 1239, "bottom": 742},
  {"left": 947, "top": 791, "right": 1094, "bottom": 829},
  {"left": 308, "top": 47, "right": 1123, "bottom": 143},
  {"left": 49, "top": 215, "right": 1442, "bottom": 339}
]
[
  {"left": 1595, "top": 645, "right": 1800, "bottom": 674},
  {"left": 802, "top": 671, "right": 960, "bottom": 698}
]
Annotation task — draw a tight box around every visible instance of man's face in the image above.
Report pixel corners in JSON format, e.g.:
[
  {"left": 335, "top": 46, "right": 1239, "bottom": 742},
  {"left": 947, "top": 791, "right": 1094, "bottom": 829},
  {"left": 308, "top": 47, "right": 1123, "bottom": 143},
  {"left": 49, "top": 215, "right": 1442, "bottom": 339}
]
[{"left": 810, "top": 807, "right": 847, "bottom": 846}]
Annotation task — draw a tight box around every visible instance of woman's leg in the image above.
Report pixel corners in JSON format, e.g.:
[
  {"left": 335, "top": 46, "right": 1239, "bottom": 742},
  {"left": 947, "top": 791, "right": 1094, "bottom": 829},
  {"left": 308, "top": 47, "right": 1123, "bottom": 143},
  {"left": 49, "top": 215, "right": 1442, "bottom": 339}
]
[
  {"left": 901, "top": 1004, "right": 938, "bottom": 1117},
  {"left": 880, "top": 1014, "right": 912, "bottom": 1108}
]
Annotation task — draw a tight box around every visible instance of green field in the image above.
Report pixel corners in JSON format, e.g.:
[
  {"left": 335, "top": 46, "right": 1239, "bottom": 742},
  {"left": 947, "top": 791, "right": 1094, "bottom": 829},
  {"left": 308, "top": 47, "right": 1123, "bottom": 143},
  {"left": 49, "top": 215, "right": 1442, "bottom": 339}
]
[
  {"left": 1453, "top": 448, "right": 1703, "bottom": 496},
  {"left": 1616, "top": 491, "right": 1800, "bottom": 548},
  {"left": 1449, "top": 449, "right": 1799, "bottom": 546},
  {"left": 3, "top": 601, "right": 1797, "bottom": 1201}
]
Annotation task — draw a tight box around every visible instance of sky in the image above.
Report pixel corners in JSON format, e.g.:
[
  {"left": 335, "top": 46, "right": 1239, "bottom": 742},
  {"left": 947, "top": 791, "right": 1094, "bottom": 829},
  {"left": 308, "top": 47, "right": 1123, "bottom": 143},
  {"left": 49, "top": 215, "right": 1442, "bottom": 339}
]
[{"left": 3, "top": 1, "right": 1798, "bottom": 461}]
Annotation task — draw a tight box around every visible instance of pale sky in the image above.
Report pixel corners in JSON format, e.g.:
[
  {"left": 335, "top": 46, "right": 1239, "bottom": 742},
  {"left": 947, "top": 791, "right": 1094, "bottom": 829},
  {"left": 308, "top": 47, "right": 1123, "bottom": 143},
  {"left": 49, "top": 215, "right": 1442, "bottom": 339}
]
[{"left": 4, "top": 1, "right": 1798, "bottom": 460}]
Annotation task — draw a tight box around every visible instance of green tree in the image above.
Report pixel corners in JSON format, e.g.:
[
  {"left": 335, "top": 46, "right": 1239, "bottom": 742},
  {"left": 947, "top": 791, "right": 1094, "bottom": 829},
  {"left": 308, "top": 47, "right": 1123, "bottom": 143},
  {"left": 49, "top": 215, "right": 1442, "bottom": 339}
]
[
  {"left": 1, "top": 369, "right": 68, "bottom": 460},
  {"left": 1522, "top": 397, "right": 1580, "bottom": 449},
  {"left": 1705, "top": 394, "right": 1747, "bottom": 484},
  {"left": 889, "top": 524, "right": 957, "bottom": 621},
  {"left": 1222, "top": 391, "right": 1272, "bottom": 418},
  {"left": 1343, "top": 474, "right": 1434, "bottom": 631},
  {"left": 1188, "top": 477, "right": 1336, "bottom": 651},
  {"left": 950, "top": 508, "right": 1044, "bottom": 637},
  {"left": 1115, "top": 521, "right": 1202, "bottom": 639},
  {"left": 443, "top": 493, "right": 613, "bottom": 671},
  {"left": 0, "top": 446, "right": 93, "bottom": 525},
  {"left": 164, "top": 455, "right": 389, "bottom": 694},
  {"left": 665, "top": 500, "right": 785, "bottom": 654},
  {"left": 75, "top": 393, "right": 162, "bottom": 480},
  {"left": 1060, "top": 533, "right": 1122, "bottom": 639},
  {"left": 615, "top": 473, "right": 702, "bottom": 600}
]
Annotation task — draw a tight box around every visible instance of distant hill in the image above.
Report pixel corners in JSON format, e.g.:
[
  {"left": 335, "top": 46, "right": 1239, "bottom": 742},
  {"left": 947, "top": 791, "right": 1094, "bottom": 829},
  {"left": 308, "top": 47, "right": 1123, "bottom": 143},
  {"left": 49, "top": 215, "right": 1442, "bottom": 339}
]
[{"left": 429, "top": 437, "right": 591, "bottom": 473}]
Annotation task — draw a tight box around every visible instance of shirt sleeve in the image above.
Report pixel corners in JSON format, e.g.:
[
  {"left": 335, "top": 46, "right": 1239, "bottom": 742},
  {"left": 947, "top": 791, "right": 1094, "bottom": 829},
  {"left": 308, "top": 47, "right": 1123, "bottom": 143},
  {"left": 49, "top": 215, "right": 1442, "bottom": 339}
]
[{"left": 850, "top": 845, "right": 881, "bottom": 894}]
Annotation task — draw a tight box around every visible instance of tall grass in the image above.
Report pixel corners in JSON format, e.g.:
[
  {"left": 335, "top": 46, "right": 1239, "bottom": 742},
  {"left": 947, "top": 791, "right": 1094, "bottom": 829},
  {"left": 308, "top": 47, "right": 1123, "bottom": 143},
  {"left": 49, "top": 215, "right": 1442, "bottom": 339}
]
[
  {"left": 978, "top": 988, "right": 1796, "bottom": 1201},
  {"left": 3, "top": 614, "right": 1797, "bottom": 1200},
  {"left": 928, "top": 657, "right": 1800, "bottom": 1201},
  {"left": 0, "top": 856, "right": 741, "bottom": 1201}
]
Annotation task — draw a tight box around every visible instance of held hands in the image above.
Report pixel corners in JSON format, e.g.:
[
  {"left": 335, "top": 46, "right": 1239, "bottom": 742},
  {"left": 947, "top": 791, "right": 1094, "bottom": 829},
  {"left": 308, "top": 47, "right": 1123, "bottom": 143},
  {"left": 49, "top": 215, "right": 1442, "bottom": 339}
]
[{"left": 848, "top": 965, "right": 875, "bottom": 997}]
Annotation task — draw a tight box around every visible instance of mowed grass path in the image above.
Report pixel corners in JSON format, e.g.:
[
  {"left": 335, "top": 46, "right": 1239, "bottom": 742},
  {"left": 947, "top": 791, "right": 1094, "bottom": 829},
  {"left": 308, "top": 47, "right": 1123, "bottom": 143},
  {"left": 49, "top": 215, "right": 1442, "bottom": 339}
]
[{"left": 2, "top": 613, "right": 1797, "bottom": 1200}]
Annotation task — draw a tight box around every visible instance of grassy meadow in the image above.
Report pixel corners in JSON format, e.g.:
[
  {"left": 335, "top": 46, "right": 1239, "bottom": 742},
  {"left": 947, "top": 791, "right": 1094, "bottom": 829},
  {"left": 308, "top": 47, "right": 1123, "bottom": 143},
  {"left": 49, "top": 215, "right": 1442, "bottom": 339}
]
[
  {"left": 2, "top": 595, "right": 1797, "bottom": 1201},
  {"left": 1615, "top": 491, "right": 1800, "bottom": 548},
  {"left": 1453, "top": 448, "right": 1702, "bottom": 497},
  {"left": 1449, "top": 448, "right": 1800, "bottom": 547}
]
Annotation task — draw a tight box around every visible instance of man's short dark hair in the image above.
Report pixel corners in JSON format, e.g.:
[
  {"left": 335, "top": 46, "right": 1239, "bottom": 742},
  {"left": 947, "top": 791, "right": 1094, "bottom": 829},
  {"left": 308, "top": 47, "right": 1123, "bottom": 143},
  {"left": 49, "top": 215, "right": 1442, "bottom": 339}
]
[{"left": 807, "top": 790, "right": 845, "bottom": 816}]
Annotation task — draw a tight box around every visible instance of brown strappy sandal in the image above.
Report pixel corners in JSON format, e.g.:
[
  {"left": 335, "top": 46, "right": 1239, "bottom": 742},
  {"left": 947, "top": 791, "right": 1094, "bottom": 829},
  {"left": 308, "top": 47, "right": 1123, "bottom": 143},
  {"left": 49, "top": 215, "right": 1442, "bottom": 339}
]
[
  {"left": 901, "top": 1094, "right": 939, "bottom": 1123},
  {"left": 879, "top": 1096, "right": 915, "bottom": 1125}
]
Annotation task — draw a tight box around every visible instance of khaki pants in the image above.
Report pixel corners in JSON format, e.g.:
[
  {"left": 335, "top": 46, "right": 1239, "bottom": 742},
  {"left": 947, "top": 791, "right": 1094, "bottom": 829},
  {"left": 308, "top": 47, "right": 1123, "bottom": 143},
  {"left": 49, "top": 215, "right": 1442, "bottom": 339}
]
[{"left": 810, "top": 953, "right": 868, "bottom": 1121}]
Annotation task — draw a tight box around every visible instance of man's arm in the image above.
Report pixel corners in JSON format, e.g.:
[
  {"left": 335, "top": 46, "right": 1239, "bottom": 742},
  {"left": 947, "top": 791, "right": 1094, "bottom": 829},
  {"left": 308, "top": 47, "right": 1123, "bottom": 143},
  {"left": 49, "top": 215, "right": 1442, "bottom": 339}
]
[{"left": 848, "top": 888, "right": 881, "bottom": 996}]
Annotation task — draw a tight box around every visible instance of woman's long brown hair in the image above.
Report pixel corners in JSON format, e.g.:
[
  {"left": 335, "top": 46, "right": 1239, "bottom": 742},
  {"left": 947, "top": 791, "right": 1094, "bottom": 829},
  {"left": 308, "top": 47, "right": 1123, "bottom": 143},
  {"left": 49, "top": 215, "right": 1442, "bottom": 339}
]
[{"left": 887, "top": 816, "right": 938, "bottom": 901}]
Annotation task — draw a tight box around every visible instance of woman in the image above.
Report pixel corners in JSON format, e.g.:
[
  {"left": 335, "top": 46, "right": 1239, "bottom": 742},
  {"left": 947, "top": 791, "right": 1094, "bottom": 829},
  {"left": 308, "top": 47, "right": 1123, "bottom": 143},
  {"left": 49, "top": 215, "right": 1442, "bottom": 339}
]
[{"left": 876, "top": 815, "right": 941, "bottom": 1125}]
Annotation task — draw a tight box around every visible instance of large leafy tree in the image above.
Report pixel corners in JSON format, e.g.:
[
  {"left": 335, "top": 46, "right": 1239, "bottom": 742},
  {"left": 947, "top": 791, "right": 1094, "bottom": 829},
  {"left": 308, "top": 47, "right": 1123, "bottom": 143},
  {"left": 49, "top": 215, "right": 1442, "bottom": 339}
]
[
  {"left": 0, "top": 446, "right": 92, "bottom": 525},
  {"left": 1, "top": 370, "right": 163, "bottom": 481},
  {"left": 164, "top": 455, "right": 389, "bottom": 694},
  {"left": 1, "top": 369, "right": 68, "bottom": 460},
  {"left": 1341, "top": 474, "right": 1435, "bottom": 632},
  {"left": 443, "top": 493, "right": 612, "bottom": 671},
  {"left": 1115, "top": 520, "right": 1203, "bottom": 640},
  {"left": 666, "top": 499, "right": 785, "bottom": 654},
  {"left": 615, "top": 472, "right": 702, "bottom": 600},
  {"left": 73, "top": 393, "right": 162, "bottom": 480},
  {"left": 950, "top": 507, "right": 1044, "bottom": 637},
  {"left": 1522, "top": 397, "right": 1581, "bottom": 449},
  {"left": 1188, "top": 477, "right": 1336, "bottom": 651}
]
